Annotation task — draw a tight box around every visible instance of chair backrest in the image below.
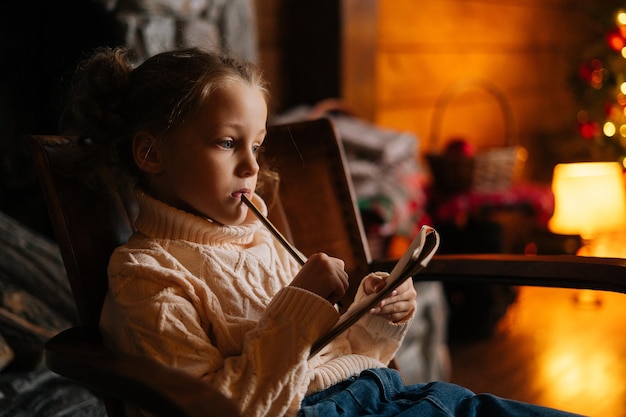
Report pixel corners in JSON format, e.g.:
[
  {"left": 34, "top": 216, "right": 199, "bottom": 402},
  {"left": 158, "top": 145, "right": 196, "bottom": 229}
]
[
  {"left": 26, "top": 118, "right": 371, "bottom": 330},
  {"left": 26, "top": 135, "right": 136, "bottom": 329},
  {"left": 262, "top": 118, "right": 372, "bottom": 305}
]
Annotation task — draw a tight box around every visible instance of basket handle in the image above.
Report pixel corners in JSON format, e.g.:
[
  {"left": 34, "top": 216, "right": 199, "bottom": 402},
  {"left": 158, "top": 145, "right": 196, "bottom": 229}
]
[{"left": 429, "top": 78, "right": 517, "bottom": 151}]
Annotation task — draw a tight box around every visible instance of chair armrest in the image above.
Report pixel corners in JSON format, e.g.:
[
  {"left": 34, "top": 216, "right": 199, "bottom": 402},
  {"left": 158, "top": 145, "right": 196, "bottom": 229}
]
[
  {"left": 371, "top": 254, "right": 626, "bottom": 294},
  {"left": 45, "top": 327, "right": 241, "bottom": 417}
]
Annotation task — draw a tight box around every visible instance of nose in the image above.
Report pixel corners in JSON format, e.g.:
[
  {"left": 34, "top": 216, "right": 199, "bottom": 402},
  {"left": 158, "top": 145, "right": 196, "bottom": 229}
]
[{"left": 238, "top": 148, "right": 260, "bottom": 177}]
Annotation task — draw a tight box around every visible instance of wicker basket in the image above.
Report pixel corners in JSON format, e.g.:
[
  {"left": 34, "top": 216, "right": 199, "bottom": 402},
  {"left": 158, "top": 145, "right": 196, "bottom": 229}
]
[{"left": 426, "top": 78, "right": 526, "bottom": 194}]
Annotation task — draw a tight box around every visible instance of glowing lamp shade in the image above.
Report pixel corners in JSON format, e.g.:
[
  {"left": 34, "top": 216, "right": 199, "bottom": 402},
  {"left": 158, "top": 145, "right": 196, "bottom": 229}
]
[{"left": 548, "top": 162, "right": 626, "bottom": 239}]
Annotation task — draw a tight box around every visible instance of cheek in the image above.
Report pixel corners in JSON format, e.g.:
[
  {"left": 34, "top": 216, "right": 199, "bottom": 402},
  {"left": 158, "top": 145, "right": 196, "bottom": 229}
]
[{"left": 174, "top": 150, "right": 220, "bottom": 177}]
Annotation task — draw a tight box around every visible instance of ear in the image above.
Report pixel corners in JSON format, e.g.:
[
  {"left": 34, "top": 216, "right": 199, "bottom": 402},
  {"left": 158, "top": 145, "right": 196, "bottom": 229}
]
[{"left": 132, "top": 132, "right": 163, "bottom": 174}]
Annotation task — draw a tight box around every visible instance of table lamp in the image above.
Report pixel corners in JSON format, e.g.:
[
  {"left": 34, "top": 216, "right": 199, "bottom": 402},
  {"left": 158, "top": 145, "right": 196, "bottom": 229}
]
[
  {"left": 548, "top": 161, "right": 626, "bottom": 306},
  {"left": 549, "top": 162, "right": 626, "bottom": 244}
]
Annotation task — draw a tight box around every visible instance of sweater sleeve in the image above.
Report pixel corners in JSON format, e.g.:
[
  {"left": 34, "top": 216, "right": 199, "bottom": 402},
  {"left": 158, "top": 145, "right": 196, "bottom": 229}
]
[{"left": 101, "top": 250, "right": 339, "bottom": 417}]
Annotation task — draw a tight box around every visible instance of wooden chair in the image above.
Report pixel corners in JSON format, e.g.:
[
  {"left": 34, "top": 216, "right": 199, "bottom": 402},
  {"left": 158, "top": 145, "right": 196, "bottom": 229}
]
[
  {"left": 26, "top": 118, "right": 374, "bottom": 417},
  {"left": 26, "top": 118, "right": 626, "bottom": 417}
]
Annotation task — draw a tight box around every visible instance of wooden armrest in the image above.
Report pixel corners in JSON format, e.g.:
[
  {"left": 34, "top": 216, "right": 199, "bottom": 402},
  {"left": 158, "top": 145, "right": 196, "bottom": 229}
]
[
  {"left": 371, "top": 254, "right": 626, "bottom": 294},
  {"left": 45, "top": 327, "right": 240, "bottom": 417}
]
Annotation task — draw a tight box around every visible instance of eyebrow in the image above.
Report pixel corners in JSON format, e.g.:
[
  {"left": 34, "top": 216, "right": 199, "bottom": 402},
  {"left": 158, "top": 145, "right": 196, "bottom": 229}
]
[{"left": 218, "top": 122, "right": 266, "bottom": 137}]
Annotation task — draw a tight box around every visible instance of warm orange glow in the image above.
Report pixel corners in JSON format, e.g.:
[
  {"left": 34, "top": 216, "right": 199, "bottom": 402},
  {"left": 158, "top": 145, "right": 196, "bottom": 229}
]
[
  {"left": 511, "top": 286, "right": 626, "bottom": 416},
  {"left": 508, "top": 287, "right": 626, "bottom": 416},
  {"left": 548, "top": 162, "right": 626, "bottom": 238},
  {"left": 539, "top": 347, "right": 618, "bottom": 409}
]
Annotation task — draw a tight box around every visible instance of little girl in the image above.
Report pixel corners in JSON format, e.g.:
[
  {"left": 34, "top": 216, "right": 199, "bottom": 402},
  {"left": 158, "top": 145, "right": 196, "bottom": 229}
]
[{"left": 60, "top": 47, "right": 581, "bottom": 417}]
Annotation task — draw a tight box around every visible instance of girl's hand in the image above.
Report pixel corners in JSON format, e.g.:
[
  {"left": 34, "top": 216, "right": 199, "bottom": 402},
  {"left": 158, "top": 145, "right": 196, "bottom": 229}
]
[
  {"left": 290, "top": 253, "right": 349, "bottom": 305},
  {"left": 363, "top": 274, "right": 417, "bottom": 323}
]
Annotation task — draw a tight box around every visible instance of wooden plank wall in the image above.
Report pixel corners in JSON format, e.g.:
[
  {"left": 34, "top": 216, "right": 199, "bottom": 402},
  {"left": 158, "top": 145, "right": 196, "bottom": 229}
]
[
  {"left": 345, "top": 1, "right": 594, "bottom": 154},
  {"left": 258, "top": 0, "right": 603, "bottom": 180}
]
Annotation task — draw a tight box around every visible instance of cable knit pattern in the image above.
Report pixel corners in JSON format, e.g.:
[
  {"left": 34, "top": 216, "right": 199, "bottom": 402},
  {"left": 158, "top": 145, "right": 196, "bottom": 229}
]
[{"left": 100, "top": 191, "right": 413, "bottom": 417}]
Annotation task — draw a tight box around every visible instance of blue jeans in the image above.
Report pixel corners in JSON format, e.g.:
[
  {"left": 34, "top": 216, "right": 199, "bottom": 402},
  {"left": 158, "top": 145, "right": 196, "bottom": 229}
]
[{"left": 298, "top": 368, "right": 583, "bottom": 417}]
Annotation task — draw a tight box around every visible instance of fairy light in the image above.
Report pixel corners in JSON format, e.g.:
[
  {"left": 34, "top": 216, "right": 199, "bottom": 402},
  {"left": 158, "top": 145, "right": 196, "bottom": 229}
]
[
  {"left": 617, "top": 10, "right": 626, "bottom": 25},
  {"left": 604, "top": 121, "right": 617, "bottom": 137}
]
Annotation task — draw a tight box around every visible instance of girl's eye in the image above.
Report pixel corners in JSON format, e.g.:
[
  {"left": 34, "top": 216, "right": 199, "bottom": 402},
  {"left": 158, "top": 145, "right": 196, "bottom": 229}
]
[
  {"left": 218, "top": 139, "right": 235, "bottom": 150},
  {"left": 253, "top": 138, "right": 266, "bottom": 155}
]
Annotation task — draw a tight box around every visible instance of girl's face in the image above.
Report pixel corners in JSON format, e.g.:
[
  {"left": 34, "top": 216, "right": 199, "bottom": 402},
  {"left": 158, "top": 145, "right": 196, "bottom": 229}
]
[{"left": 147, "top": 80, "right": 268, "bottom": 225}]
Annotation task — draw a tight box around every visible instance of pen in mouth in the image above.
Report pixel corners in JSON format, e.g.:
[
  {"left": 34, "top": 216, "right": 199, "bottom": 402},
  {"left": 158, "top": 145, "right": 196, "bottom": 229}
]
[{"left": 241, "top": 194, "right": 305, "bottom": 265}]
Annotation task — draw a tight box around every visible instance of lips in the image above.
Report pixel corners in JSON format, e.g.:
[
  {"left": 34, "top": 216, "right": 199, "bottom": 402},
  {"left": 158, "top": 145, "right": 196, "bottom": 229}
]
[{"left": 232, "top": 189, "right": 251, "bottom": 199}]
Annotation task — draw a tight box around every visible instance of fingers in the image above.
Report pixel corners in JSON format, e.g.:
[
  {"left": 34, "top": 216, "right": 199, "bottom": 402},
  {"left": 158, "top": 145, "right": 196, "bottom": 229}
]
[
  {"left": 369, "top": 280, "right": 417, "bottom": 323},
  {"left": 363, "top": 274, "right": 387, "bottom": 295},
  {"left": 328, "top": 265, "right": 349, "bottom": 304},
  {"left": 324, "top": 254, "right": 349, "bottom": 295},
  {"left": 329, "top": 257, "right": 345, "bottom": 270},
  {"left": 369, "top": 293, "right": 411, "bottom": 322},
  {"left": 290, "top": 253, "right": 349, "bottom": 304}
]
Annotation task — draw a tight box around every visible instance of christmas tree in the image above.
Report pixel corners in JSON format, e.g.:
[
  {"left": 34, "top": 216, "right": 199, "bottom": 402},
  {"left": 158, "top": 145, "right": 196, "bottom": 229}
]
[{"left": 575, "top": 2, "right": 626, "bottom": 167}]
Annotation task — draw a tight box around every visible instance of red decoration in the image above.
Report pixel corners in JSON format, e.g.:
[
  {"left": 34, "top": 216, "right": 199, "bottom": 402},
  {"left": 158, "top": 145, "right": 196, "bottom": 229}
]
[
  {"left": 579, "top": 121, "right": 599, "bottom": 139},
  {"left": 606, "top": 29, "right": 625, "bottom": 51},
  {"left": 578, "top": 59, "right": 606, "bottom": 89}
]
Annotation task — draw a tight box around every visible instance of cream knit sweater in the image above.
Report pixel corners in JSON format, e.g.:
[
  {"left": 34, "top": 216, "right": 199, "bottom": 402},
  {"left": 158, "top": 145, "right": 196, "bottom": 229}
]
[{"left": 100, "top": 191, "right": 413, "bottom": 417}]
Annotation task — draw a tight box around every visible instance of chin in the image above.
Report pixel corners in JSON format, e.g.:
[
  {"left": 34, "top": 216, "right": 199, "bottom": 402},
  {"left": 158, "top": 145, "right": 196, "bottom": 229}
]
[{"left": 219, "top": 211, "right": 248, "bottom": 226}]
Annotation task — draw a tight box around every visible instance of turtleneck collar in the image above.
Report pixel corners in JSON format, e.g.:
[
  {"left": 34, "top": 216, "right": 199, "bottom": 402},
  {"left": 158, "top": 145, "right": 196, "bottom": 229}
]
[{"left": 133, "top": 188, "right": 266, "bottom": 246}]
